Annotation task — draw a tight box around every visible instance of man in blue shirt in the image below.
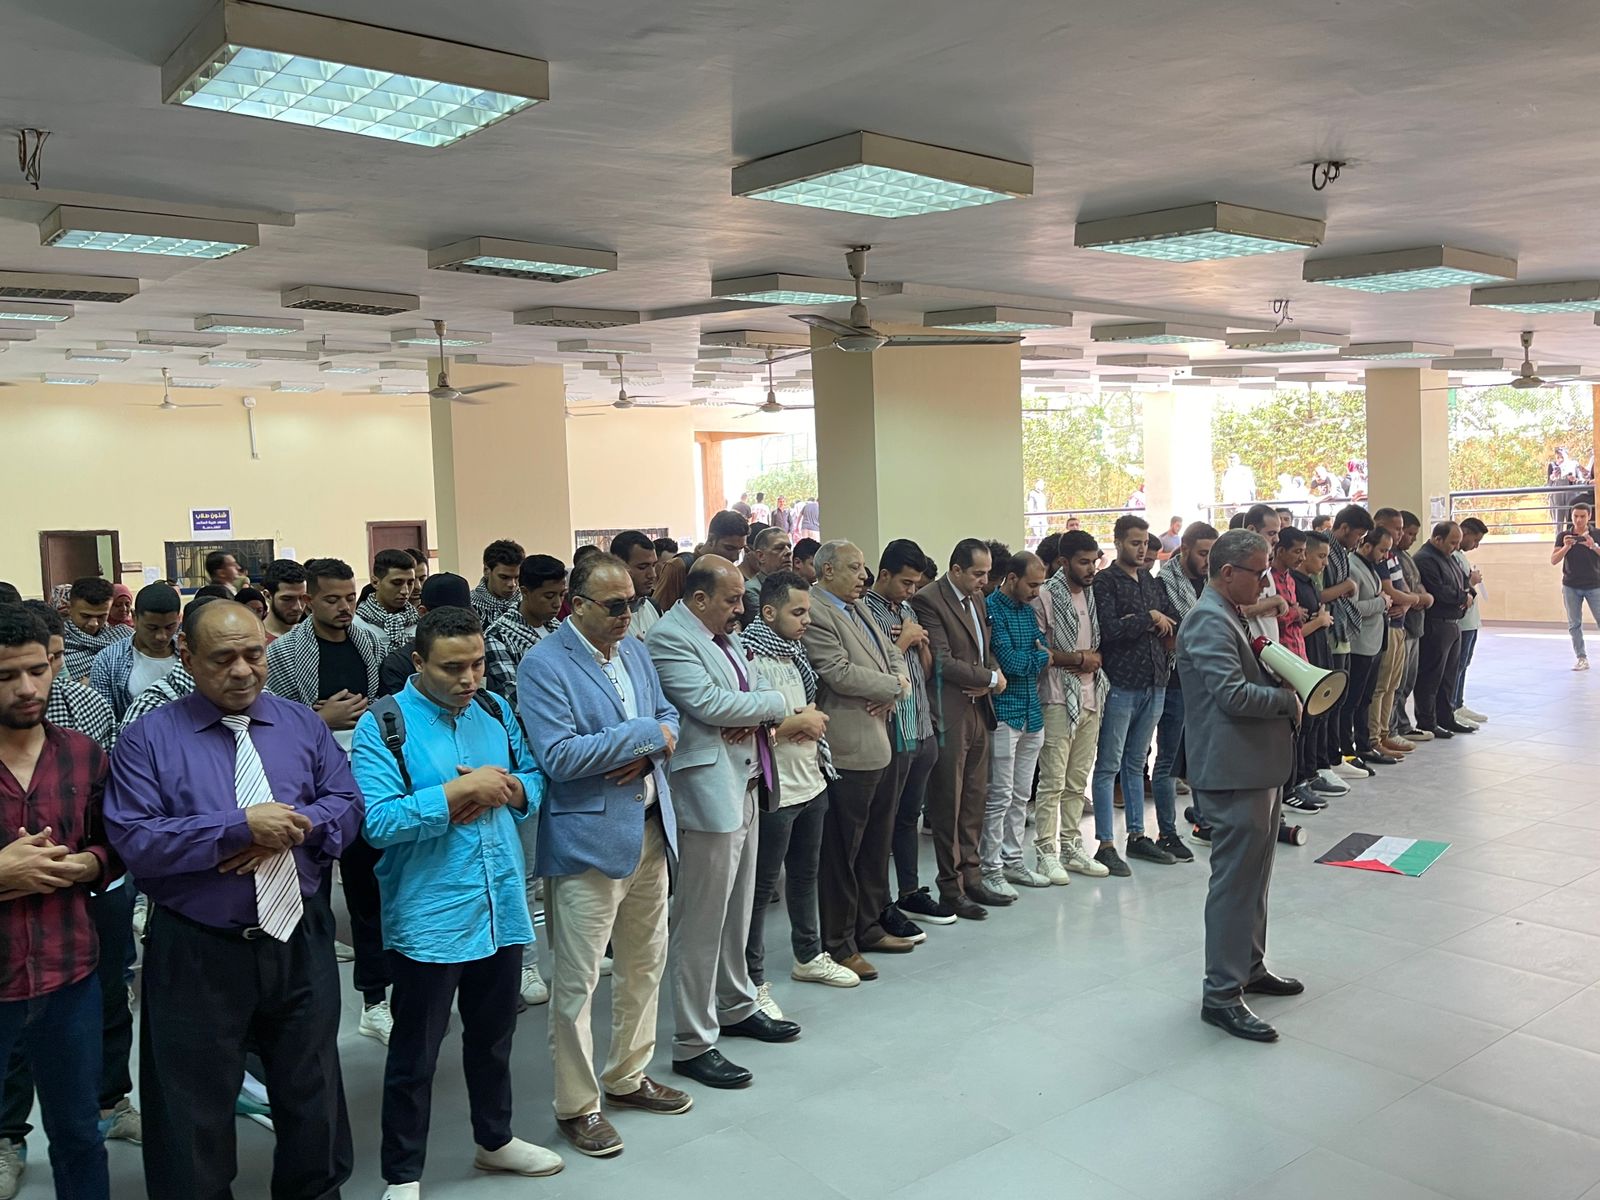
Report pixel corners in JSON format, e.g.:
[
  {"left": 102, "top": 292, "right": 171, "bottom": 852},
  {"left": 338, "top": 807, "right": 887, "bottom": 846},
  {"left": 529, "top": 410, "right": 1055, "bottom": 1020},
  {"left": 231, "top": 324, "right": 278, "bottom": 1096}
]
[{"left": 351, "top": 608, "right": 563, "bottom": 1197}]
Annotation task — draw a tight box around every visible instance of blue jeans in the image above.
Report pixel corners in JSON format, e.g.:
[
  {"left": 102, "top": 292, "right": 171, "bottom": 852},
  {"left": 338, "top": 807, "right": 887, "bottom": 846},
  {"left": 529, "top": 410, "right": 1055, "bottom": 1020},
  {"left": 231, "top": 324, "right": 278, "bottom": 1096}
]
[
  {"left": 0, "top": 973, "right": 108, "bottom": 1199},
  {"left": 1150, "top": 685, "right": 1185, "bottom": 838},
  {"left": 1565, "top": 586, "right": 1600, "bottom": 659},
  {"left": 1091, "top": 686, "right": 1165, "bottom": 842},
  {"left": 1452, "top": 628, "right": 1479, "bottom": 709}
]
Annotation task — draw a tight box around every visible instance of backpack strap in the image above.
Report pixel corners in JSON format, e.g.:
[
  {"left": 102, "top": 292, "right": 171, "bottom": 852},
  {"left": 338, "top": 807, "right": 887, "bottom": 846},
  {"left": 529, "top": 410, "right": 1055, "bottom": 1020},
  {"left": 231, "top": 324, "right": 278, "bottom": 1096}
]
[{"left": 367, "top": 695, "right": 413, "bottom": 794}]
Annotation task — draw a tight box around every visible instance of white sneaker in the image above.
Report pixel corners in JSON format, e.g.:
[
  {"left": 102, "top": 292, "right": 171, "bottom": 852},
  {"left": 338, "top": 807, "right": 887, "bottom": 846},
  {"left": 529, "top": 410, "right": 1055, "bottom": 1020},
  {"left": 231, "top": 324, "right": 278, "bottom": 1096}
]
[
  {"left": 755, "top": 981, "right": 784, "bottom": 1020},
  {"left": 1577, "top": 658, "right": 1591, "bottom": 672},
  {"left": 598, "top": 956, "right": 613, "bottom": 977},
  {"left": 981, "top": 869, "right": 1019, "bottom": 899},
  {"left": 790, "top": 951, "right": 860, "bottom": 988},
  {"left": 381, "top": 1184, "right": 420, "bottom": 1200},
  {"left": 1331, "top": 761, "right": 1368, "bottom": 780},
  {"left": 131, "top": 894, "right": 148, "bottom": 938},
  {"left": 1003, "top": 862, "right": 1051, "bottom": 889},
  {"left": 1316, "top": 769, "right": 1351, "bottom": 794},
  {"left": 1458, "top": 706, "right": 1488, "bottom": 723},
  {"left": 520, "top": 966, "right": 550, "bottom": 1006},
  {"left": 1037, "top": 851, "right": 1072, "bottom": 886},
  {"left": 0, "top": 1139, "right": 24, "bottom": 1200},
  {"left": 1060, "top": 839, "right": 1109, "bottom": 877},
  {"left": 334, "top": 940, "right": 356, "bottom": 963},
  {"left": 358, "top": 1000, "right": 393, "bottom": 1045},
  {"left": 474, "top": 1136, "right": 564, "bottom": 1177}
]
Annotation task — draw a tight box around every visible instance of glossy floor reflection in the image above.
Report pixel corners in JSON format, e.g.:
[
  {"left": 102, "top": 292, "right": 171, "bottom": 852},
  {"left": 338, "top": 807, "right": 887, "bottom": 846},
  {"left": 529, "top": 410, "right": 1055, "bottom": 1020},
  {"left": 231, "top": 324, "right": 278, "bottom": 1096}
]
[{"left": 45, "top": 627, "right": 1600, "bottom": 1199}]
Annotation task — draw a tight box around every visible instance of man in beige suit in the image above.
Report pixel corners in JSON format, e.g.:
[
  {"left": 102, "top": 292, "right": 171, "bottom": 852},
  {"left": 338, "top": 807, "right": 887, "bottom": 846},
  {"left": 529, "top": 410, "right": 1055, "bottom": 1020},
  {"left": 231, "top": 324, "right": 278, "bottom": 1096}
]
[
  {"left": 910, "top": 539, "right": 1007, "bottom": 921},
  {"left": 802, "top": 541, "right": 915, "bottom": 980}
]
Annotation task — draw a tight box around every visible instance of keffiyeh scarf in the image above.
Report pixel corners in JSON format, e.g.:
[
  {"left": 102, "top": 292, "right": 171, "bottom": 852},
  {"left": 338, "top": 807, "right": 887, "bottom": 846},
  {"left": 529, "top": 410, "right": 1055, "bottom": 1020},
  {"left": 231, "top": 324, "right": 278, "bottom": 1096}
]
[
  {"left": 63, "top": 621, "right": 132, "bottom": 681},
  {"left": 743, "top": 617, "right": 836, "bottom": 781},
  {"left": 356, "top": 595, "right": 417, "bottom": 650}
]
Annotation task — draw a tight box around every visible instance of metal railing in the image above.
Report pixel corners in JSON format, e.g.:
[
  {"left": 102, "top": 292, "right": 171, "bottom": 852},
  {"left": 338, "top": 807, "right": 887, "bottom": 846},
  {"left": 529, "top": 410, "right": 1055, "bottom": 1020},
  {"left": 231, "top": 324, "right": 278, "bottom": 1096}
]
[
  {"left": 1023, "top": 506, "right": 1130, "bottom": 548},
  {"left": 1449, "top": 485, "right": 1595, "bottom": 538}
]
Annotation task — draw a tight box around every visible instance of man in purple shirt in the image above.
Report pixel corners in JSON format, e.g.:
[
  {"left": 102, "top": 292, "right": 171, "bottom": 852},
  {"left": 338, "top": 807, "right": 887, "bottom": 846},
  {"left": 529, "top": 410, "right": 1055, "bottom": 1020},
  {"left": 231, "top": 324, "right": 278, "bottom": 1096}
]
[{"left": 105, "top": 600, "right": 364, "bottom": 1200}]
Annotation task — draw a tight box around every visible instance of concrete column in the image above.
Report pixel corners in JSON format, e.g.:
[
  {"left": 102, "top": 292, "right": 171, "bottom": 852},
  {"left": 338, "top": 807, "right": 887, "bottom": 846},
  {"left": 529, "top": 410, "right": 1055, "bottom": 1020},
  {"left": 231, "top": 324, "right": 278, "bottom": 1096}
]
[
  {"left": 430, "top": 360, "right": 571, "bottom": 573},
  {"left": 1142, "top": 387, "right": 1215, "bottom": 528},
  {"left": 809, "top": 325, "right": 1022, "bottom": 564},
  {"left": 1364, "top": 368, "right": 1450, "bottom": 523}
]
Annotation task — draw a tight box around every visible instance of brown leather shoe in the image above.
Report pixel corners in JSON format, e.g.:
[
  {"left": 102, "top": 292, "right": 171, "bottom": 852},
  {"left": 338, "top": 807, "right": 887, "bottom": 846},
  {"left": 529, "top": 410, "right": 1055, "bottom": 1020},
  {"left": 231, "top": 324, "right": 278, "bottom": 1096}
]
[
  {"left": 1381, "top": 739, "right": 1414, "bottom": 755},
  {"left": 556, "top": 1111, "right": 623, "bottom": 1157},
  {"left": 836, "top": 952, "right": 878, "bottom": 981},
  {"left": 606, "top": 1076, "right": 693, "bottom": 1115},
  {"left": 861, "top": 933, "right": 917, "bottom": 954}
]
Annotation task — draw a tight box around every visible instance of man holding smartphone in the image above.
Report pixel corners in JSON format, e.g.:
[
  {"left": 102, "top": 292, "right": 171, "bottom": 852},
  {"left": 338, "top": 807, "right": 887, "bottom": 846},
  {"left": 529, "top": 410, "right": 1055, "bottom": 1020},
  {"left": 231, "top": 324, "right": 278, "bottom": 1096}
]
[{"left": 1554, "top": 502, "right": 1600, "bottom": 671}]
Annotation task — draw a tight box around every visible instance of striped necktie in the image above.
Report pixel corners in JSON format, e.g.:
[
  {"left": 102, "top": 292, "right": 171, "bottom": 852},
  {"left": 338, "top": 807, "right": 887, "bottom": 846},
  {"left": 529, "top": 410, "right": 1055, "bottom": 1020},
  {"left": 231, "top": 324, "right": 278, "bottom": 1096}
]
[{"left": 221, "top": 714, "right": 304, "bottom": 941}]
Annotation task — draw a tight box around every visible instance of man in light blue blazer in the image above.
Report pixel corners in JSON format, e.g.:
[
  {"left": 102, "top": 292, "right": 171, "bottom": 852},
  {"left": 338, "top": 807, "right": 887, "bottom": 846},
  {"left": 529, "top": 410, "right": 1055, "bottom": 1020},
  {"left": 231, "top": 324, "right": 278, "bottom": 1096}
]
[
  {"left": 517, "top": 554, "right": 691, "bottom": 1159},
  {"left": 1176, "top": 529, "right": 1304, "bottom": 1045},
  {"left": 646, "top": 556, "right": 810, "bottom": 1091}
]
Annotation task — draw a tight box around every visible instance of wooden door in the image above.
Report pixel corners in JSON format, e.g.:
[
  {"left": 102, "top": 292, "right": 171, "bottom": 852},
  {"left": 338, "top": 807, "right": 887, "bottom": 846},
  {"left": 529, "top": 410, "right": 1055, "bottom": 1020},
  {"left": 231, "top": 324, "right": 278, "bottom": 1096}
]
[
  {"left": 39, "top": 530, "right": 121, "bottom": 596},
  {"left": 367, "top": 521, "right": 429, "bottom": 565}
]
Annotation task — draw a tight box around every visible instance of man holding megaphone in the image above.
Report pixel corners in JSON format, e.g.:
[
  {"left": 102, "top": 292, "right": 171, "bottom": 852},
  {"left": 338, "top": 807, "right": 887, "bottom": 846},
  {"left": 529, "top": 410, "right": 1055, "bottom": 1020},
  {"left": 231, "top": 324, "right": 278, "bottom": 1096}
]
[{"left": 1175, "top": 529, "right": 1306, "bottom": 1044}]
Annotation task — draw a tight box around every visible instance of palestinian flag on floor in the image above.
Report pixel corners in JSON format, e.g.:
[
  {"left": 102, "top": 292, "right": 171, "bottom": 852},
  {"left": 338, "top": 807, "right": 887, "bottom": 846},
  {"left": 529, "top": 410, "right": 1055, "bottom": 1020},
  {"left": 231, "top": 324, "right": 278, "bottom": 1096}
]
[{"left": 1317, "top": 832, "right": 1450, "bottom": 877}]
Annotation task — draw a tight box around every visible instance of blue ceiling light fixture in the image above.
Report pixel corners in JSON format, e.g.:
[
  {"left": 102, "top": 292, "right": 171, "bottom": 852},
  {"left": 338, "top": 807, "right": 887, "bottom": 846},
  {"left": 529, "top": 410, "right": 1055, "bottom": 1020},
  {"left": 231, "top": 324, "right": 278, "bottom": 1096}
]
[
  {"left": 1304, "top": 246, "right": 1516, "bottom": 292},
  {"left": 1075, "top": 203, "right": 1325, "bottom": 262},
  {"left": 733, "top": 132, "right": 1032, "bottom": 218},
  {"left": 162, "top": 0, "right": 548, "bottom": 148}
]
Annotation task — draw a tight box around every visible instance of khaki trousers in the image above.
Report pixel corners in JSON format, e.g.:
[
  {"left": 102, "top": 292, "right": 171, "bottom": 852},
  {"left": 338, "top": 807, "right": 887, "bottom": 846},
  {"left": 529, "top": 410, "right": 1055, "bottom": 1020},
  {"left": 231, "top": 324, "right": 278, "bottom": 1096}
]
[
  {"left": 545, "top": 815, "right": 670, "bottom": 1118},
  {"left": 1034, "top": 704, "right": 1101, "bottom": 853},
  {"left": 1368, "top": 626, "right": 1406, "bottom": 748}
]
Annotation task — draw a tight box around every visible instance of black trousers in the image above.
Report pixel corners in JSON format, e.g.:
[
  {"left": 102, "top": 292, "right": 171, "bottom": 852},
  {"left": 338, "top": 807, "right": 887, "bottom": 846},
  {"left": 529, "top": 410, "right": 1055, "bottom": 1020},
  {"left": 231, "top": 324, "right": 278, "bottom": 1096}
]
[
  {"left": 340, "top": 834, "right": 390, "bottom": 1003},
  {"left": 820, "top": 759, "right": 907, "bottom": 961},
  {"left": 1341, "top": 651, "right": 1380, "bottom": 756},
  {"left": 891, "top": 736, "right": 939, "bottom": 897},
  {"left": 1415, "top": 619, "right": 1463, "bottom": 731},
  {"left": 382, "top": 945, "right": 520, "bottom": 1184},
  {"left": 1, "top": 882, "right": 135, "bottom": 1142},
  {"left": 140, "top": 898, "right": 351, "bottom": 1200}
]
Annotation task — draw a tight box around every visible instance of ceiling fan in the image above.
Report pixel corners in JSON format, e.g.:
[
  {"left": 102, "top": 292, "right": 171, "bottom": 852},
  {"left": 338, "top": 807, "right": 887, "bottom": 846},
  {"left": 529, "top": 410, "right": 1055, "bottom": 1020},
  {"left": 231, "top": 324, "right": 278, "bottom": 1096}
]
[
  {"left": 142, "top": 367, "right": 221, "bottom": 410},
  {"left": 793, "top": 245, "right": 1025, "bottom": 353},
  {"left": 572, "top": 354, "right": 690, "bottom": 410},
  {"left": 403, "top": 319, "right": 513, "bottom": 404},
  {"left": 1425, "top": 330, "right": 1582, "bottom": 391},
  {"left": 736, "top": 351, "right": 814, "bottom": 418}
]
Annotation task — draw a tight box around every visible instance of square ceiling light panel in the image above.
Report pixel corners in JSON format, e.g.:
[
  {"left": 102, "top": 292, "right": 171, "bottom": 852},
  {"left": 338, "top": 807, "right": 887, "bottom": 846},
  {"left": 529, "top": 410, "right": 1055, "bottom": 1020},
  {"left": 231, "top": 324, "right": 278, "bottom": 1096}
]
[
  {"left": 1463, "top": 280, "right": 1600, "bottom": 314},
  {"left": 514, "top": 307, "right": 640, "bottom": 329},
  {"left": 200, "top": 354, "right": 260, "bottom": 368},
  {"left": 1022, "top": 368, "right": 1091, "bottom": 381},
  {"left": 318, "top": 361, "right": 374, "bottom": 374},
  {"left": 0, "top": 329, "right": 39, "bottom": 342},
  {"left": 1279, "top": 372, "right": 1359, "bottom": 384},
  {"left": 701, "top": 329, "right": 811, "bottom": 352},
  {"left": 98, "top": 340, "right": 170, "bottom": 355},
  {"left": 162, "top": 0, "right": 548, "bottom": 148},
  {"left": 42, "top": 374, "right": 97, "bottom": 386},
  {"left": 67, "top": 349, "right": 132, "bottom": 364},
  {"left": 247, "top": 346, "right": 321, "bottom": 361},
  {"left": 732, "top": 131, "right": 1032, "bottom": 218},
  {"left": 1020, "top": 344, "right": 1084, "bottom": 361},
  {"left": 169, "top": 377, "right": 224, "bottom": 389},
  {"left": 40, "top": 206, "right": 257, "bottom": 259},
  {"left": 925, "top": 306, "right": 1073, "bottom": 332},
  {"left": 710, "top": 275, "right": 871, "bottom": 306},
  {"left": 1304, "top": 246, "right": 1516, "bottom": 292},
  {"left": 430, "top": 237, "right": 615, "bottom": 282},
  {"left": 139, "top": 330, "right": 228, "bottom": 349},
  {"left": 1074, "top": 202, "right": 1325, "bottom": 262},
  {"left": 1341, "top": 341, "right": 1453, "bottom": 359},
  {"left": 196, "top": 313, "right": 304, "bottom": 335},
  {"left": 0, "top": 300, "right": 72, "bottom": 322},
  {"left": 391, "top": 327, "right": 491, "bottom": 347},
  {"left": 271, "top": 381, "right": 324, "bottom": 393},
  {"left": 1096, "top": 353, "right": 1186, "bottom": 368},
  {"left": 0, "top": 271, "right": 139, "bottom": 303},
  {"left": 1226, "top": 328, "right": 1350, "bottom": 353},
  {"left": 1191, "top": 365, "right": 1277, "bottom": 380},
  {"left": 553, "top": 338, "right": 652, "bottom": 356},
  {"left": 282, "top": 285, "right": 418, "bottom": 315},
  {"left": 1092, "top": 322, "right": 1225, "bottom": 345}
]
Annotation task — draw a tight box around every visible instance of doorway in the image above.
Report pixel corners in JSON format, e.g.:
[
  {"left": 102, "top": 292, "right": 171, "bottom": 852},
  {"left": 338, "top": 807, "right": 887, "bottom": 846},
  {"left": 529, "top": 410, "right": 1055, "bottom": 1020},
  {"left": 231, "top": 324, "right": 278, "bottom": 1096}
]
[
  {"left": 367, "top": 521, "right": 429, "bottom": 566},
  {"left": 39, "top": 530, "right": 121, "bottom": 597}
]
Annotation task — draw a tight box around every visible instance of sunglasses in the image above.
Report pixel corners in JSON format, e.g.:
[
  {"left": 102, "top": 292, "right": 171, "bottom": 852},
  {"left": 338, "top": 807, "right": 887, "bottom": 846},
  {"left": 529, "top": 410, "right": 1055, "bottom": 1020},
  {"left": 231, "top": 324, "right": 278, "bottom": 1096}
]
[{"left": 576, "top": 593, "right": 631, "bottom": 618}]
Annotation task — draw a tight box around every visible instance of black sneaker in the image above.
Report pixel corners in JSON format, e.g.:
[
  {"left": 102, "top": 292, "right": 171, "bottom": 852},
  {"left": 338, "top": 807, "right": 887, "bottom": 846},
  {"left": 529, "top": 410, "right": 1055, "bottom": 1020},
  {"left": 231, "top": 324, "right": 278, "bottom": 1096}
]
[
  {"left": 879, "top": 904, "right": 929, "bottom": 943},
  {"left": 1284, "top": 785, "right": 1326, "bottom": 813},
  {"left": 1095, "top": 844, "right": 1132, "bottom": 877},
  {"left": 1308, "top": 776, "right": 1348, "bottom": 797},
  {"left": 1156, "top": 832, "right": 1194, "bottom": 862},
  {"left": 1126, "top": 834, "right": 1177, "bottom": 865},
  {"left": 1183, "top": 805, "right": 1214, "bottom": 843},
  {"left": 1191, "top": 823, "right": 1213, "bottom": 843},
  {"left": 895, "top": 887, "right": 957, "bottom": 926}
]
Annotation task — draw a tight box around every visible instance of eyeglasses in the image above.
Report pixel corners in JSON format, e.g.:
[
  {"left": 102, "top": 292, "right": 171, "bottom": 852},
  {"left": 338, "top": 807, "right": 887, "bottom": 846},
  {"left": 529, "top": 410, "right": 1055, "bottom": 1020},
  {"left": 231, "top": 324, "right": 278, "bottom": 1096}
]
[{"left": 576, "top": 593, "right": 632, "bottom": 618}]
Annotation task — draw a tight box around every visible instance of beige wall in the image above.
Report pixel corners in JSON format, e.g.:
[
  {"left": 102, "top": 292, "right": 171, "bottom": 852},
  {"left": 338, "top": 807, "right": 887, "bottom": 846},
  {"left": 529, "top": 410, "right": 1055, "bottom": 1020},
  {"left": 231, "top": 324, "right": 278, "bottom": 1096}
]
[
  {"left": 1472, "top": 538, "right": 1568, "bottom": 625},
  {"left": 565, "top": 406, "right": 699, "bottom": 543},
  {"left": 1, "top": 379, "right": 434, "bottom": 597},
  {"left": 1366, "top": 368, "right": 1450, "bottom": 524},
  {"left": 1143, "top": 387, "right": 1216, "bottom": 527}
]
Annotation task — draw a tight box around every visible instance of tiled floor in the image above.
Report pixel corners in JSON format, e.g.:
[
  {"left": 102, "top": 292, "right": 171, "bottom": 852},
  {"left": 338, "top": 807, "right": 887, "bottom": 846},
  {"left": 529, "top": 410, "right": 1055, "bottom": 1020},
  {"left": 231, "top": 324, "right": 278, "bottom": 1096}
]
[{"left": 32, "top": 626, "right": 1600, "bottom": 1199}]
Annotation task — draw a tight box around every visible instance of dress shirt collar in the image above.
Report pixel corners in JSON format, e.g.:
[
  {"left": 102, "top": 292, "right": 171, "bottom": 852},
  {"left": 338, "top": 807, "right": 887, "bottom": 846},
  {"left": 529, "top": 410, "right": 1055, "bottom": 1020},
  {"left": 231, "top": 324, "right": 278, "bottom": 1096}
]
[
  {"left": 568, "top": 618, "right": 621, "bottom": 665},
  {"left": 944, "top": 576, "right": 975, "bottom": 609},
  {"left": 402, "top": 677, "right": 472, "bottom": 726},
  {"left": 184, "top": 690, "right": 278, "bottom": 733},
  {"left": 819, "top": 587, "right": 851, "bottom": 611}
]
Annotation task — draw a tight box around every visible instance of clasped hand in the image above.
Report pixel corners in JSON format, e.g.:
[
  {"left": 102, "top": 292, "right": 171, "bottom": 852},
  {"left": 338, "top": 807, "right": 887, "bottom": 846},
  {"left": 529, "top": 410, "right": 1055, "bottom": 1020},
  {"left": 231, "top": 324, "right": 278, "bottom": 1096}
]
[
  {"left": 449, "top": 764, "right": 520, "bottom": 825},
  {"left": 0, "top": 827, "right": 97, "bottom": 900}
]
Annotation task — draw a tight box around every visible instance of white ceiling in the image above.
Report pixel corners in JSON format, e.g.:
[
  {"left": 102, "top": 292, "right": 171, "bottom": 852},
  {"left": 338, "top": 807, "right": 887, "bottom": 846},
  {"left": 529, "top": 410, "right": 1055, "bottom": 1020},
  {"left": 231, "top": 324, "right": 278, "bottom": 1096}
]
[{"left": 3, "top": 0, "right": 1600, "bottom": 402}]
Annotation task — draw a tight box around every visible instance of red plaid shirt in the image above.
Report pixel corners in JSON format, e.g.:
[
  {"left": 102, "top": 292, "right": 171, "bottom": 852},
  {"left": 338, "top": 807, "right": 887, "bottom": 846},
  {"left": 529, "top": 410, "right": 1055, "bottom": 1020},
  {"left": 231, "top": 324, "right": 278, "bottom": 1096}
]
[
  {"left": 1271, "top": 567, "right": 1308, "bottom": 661},
  {"left": 0, "top": 724, "right": 115, "bottom": 1001}
]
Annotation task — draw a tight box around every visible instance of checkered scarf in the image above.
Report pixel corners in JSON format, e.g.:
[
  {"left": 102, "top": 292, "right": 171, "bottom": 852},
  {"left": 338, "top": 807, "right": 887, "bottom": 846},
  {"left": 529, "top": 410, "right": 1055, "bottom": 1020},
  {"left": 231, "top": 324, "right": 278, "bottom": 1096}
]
[
  {"left": 743, "top": 617, "right": 836, "bottom": 781},
  {"left": 62, "top": 621, "right": 132, "bottom": 681},
  {"left": 471, "top": 581, "right": 516, "bottom": 628},
  {"left": 1042, "top": 571, "right": 1107, "bottom": 725},
  {"left": 1324, "top": 540, "right": 1361, "bottom": 645},
  {"left": 264, "top": 618, "right": 383, "bottom": 706},
  {"left": 355, "top": 595, "right": 417, "bottom": 650}
]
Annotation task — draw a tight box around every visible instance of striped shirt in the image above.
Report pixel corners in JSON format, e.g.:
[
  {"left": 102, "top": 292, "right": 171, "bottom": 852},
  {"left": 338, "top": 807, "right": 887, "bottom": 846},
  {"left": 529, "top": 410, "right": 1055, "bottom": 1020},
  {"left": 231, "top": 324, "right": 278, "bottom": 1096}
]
[{"left": 862, "top": 590, "right": 933, "bottom": 748}]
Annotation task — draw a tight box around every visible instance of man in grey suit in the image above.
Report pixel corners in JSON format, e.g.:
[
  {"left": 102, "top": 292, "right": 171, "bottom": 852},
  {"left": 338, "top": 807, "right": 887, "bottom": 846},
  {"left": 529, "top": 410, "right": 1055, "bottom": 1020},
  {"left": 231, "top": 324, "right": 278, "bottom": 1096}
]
[
  {"left": 518, "top": 554, "right": 691, "bottom": 1159},
  {"left": 1175, "top": 529, "right": 1305, "bottom": 1043},
  {"left": 646, "top": 557, "right": 817, "bottom": 1088}
]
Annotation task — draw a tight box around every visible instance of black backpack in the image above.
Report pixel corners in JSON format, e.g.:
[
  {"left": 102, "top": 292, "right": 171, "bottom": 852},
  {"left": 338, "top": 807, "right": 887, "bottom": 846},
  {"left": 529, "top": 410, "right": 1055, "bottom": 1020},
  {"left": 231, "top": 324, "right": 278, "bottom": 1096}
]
[{"left": 368, "top": 691, "right": 517, "bottom": 793}]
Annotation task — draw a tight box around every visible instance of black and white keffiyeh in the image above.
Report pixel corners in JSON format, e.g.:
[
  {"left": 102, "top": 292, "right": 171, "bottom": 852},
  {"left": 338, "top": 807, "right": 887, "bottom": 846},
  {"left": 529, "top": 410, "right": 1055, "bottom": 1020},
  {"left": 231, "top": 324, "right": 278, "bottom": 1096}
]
[
  {"left": 743, "top": 617, "right": 836, "bottom": 781},
  {"left": 471, "top": 581, "right": 516, "bottom": 628},
  {"left": 264, "top": 618, "right": 384, "bottom": 705},
  {"left": 355, "top": 595, "right": 417, "bottom": 651},
  {"left": 63, "top": 621, "right": 132, "bottom": 681},
  {"left": 1041, "top": 572, "right": 1107, "bottom": 725}
]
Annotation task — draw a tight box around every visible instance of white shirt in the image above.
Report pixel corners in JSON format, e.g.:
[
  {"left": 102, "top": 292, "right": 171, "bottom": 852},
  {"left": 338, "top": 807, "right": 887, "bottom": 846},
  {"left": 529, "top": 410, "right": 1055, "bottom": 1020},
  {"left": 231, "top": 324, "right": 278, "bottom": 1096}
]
[
  {"left": 570, "top": 621, "right": 656, "bottom": 806},
  {"left": 1246, "top": 569, "right": 1280, "bottom": 645},
  {"left": 944, "top": 577, "right": 998, "bottom": 688},
  {"left": 127, "top": 647, "right": 178, "bottom": 698}
]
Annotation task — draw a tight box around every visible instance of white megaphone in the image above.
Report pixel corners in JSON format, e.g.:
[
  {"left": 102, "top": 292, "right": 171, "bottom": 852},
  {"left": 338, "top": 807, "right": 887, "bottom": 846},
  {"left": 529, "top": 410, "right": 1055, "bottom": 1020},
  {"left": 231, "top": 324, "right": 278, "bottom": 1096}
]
[{"left": 1250, "top": 636, "right": 1348, "bottom": 717}]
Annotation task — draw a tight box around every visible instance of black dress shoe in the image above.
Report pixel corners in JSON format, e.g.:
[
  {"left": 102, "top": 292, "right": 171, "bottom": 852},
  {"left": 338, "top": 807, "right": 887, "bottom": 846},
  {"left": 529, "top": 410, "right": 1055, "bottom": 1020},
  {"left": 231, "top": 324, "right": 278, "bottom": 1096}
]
[
  {"left": 949, "top": 894, "right": 988, "bottom": 921},
  {"left": 721, "top": 1010, "right": 801, "bottom": 1043},
  {"left": 1442, "top": 721, "right": 1477, "bottom": 734},
  {"left": 1244, "top": 972, "right": 1305, "bottom": 996},
  {"left": 1200, "top": 1003, "right": 1279, "bottom": 1042},
  {"left": 1361, "top": 751, "right": 1399, "bottom": 766},
  {"left": 967, "top": 881, "right": 1016, "bottom": 907},
  {"left": 671, "top": 1049, "right": 752, "bottom": 1089},
  {"left": 1430, "top": 726, "right": 1455, "bottom": 739}
]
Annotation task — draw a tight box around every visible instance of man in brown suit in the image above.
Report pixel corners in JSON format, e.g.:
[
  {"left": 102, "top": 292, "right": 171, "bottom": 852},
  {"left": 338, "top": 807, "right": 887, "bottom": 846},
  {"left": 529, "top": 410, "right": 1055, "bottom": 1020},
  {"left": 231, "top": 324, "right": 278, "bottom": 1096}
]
[
  {"left": 802, "top": 541, "right": 917, "bottom": 980},
  {"left": 910, "top": 539, "right": 1008, "bottom": 920}
]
